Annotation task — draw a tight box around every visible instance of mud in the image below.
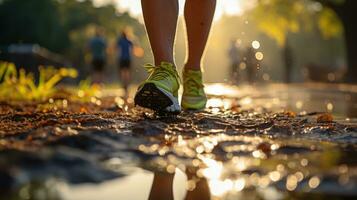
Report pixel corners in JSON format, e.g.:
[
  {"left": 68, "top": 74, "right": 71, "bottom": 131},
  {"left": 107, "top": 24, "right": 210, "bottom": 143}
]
[{"left": 1, "top": 84, "right": 357, "bottom": 199}]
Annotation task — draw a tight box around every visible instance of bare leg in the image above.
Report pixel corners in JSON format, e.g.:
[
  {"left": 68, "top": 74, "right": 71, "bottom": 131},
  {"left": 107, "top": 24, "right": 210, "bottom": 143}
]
[
  {"left": 184, "top": 0, "right": 216, "bottom": 71},
  {"left": 141, "top": 0, "right": 179, "bottom": 65},
  {"left": 185, "top": 167, "right": 211, "bottom": 200},
  {"left": 119, "top": 68, "right": 131, "bottom": 98},
  {"left": 148, "top": 173, "right": 174, "bottom": 200},
  {"left": 93, "top": 71, "right": 103, "bottom": 84}
]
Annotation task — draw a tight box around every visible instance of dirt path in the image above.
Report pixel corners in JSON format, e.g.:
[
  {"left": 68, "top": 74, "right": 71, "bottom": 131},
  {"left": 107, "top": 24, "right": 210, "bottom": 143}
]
[{"left": 1, "top": 84, "right": 357, "bottom": 199}]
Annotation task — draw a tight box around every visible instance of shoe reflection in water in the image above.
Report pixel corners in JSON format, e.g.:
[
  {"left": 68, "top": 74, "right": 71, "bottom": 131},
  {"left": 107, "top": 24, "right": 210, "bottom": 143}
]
[{"left": 148, "top": 168, "right": 210, "bottom": 200}]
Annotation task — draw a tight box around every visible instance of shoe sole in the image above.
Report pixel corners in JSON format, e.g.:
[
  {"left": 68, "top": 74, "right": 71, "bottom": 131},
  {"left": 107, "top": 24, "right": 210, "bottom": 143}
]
[{"left": 134, "top": 83, "right": 181, "bottom": 114}]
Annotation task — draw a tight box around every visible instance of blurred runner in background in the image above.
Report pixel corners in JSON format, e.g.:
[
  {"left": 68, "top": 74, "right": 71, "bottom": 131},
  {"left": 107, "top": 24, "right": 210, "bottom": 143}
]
[
  {"left": 89, "top": 28, "right": 107, "bottom": 83},
  {"left": 245, "top": 46, "right": 258, "bottom": 84},
  {"left": 228, "top": 39, "right": 241, "bottom": 84},
  {"left": 117, "top": 30, "right": 133, "bottom": 96},
  {"left": 283, "top": 41, "right": 294, "bottom": 83}
]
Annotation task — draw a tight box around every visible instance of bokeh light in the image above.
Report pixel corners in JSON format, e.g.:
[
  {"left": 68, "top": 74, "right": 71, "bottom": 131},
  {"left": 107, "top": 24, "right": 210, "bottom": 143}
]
[
  {"left": 255, "top": 52, "right": 264, "bottom": 60},
  {"left": 252, "top": 40, "right": 261, "bottom": 49}
]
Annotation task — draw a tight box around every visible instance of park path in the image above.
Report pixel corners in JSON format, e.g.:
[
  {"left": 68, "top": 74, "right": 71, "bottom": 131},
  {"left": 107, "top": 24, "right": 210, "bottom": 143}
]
[{"left": 1, "top": 83, "right": 357, "bottom": 199}]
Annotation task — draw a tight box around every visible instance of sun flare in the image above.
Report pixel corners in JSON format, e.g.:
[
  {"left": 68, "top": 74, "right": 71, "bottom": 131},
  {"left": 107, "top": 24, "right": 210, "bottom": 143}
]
[{"left": 94, "top": 0, "right": 248, "bottom": 21}]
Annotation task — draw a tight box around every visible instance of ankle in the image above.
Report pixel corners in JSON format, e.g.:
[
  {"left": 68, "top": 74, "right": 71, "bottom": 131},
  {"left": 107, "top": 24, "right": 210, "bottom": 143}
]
[
  {"left": 184, "top": 63, "right": 202, "bottom": 72},
  {"left": 154, "top": 59, "right": 175, "bottom": 67}
]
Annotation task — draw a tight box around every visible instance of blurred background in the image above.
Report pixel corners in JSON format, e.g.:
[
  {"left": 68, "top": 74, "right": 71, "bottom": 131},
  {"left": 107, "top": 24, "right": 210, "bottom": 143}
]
[{"left": 0, "top": 0, "right": 356, "bottom": 85}]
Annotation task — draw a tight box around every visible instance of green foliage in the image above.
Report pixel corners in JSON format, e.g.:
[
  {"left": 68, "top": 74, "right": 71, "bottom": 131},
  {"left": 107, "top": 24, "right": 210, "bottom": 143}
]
[
  {"left": 75, "top": 77, "right": 101, "bottom": 102},
  {"left": 0, "top": 61, "right": 77, "bottom": 101},
  {"left": 318, "top": 7, "right": 343, "bottom": 39},
  {"left": 0, "top": 0, "right": 147, "bottom": 64},
  {"left": 0, "top": 0, "right": 68, "bottom": 52},
  {"left": 249, "top": 0, "right": 343, "bottom": 46},
  {"left": 56, "top": 0, "right": 148, "bottom": 66}
]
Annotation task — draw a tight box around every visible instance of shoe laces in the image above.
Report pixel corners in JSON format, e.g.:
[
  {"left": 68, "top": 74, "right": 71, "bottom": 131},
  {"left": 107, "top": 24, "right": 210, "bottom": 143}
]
[
  {"left": 184, "top": 71, "right": 204, "bottom": 95},
  {"left": 144, "top": 62, "right": 180, "bottom": 83}
]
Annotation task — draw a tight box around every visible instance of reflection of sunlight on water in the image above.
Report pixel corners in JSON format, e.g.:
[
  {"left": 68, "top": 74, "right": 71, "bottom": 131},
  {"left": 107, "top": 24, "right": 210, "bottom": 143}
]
[
  {"left": 286, "top": 174, "right": 298, "bottom": 191},
  {"left": 240, "top": 97, "right": 252, "bottom": 105},
  {"left": 200, "top": 157, "right": 233, "bottom": 196},
  {"left": 200, "top": 155, "right": 255, "bottom": 197},
  {"left": 232, "top": 157, "right": 250, "bottom": 171},
  {"left": 209, "top": 179, "right": 234, "bottom": 196},
  {"left": 234, "top": 178, "right": 246, "bottom": 191},
  {"left": 269, "top": 171, "right": 282, "bottom": 182},
  {"left": 207, "top": 98, "right": 224, "bottom": 108},
  {"left": 201, "top": 157, "right": 223, "bottom": 180},
  {"left": 308, "top": 176, "right": 321, "bottom": 189},
  {"left": 194, "top": 136, "right": 298, "bottom": 198},
  {"left": 206, "top": 98, "right": 233, "bottom": 110},
  {"left": 205, "top": 84, "right": 238, "bottom": 97}
]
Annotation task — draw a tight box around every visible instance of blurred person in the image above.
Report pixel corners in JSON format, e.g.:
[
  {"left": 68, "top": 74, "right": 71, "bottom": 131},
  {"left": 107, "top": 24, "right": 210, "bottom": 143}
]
[
  {"left": 117, "top": 30, "right": 134, "bottom": 96},
  {"left": 245, "top": 46, "right": 258, "bottom": 84},
  {"left": 283, "top": 41, "right": 293, "bottom": 83},
  {"left": 134, "top": 0, "right": 216, "bottom": 114},
  {"left": 228, "top": 39, "right": 241, "bottom": 84},
  {"left": 89, "top": 28, "right": 107, "bottom": 83}
]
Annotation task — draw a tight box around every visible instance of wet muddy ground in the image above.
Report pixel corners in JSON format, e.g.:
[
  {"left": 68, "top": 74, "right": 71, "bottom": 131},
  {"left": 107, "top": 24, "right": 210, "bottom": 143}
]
[{"left": 1, "top": 83, "right": 357, "bottom": 200}]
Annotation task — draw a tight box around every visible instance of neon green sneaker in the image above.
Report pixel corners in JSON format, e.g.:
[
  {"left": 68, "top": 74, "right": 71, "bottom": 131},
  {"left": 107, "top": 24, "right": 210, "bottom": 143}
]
[
  {"left": 134, "top": 62, "right": 181, "bottom": 114},
  {"left": 181, "top": 69, "right": 207, "bottom": 110}
]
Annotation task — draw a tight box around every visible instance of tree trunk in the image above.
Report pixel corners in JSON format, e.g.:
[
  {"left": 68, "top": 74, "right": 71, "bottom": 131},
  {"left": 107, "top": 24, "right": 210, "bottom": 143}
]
[{"left": 332, "top": 0, "right": 357, "bottom": 83}]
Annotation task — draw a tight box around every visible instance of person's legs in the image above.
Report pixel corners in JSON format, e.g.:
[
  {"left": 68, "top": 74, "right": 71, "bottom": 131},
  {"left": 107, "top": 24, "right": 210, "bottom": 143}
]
[
  {"left": 185, "top": 167, "right": 211, "bottom": 200},
  {"left": 148, "top": 173, "right": 174, "bottom": 200},
  {"left": 135, "top": 0, "right": 181, "bottom": 114},
  {"left": 119, "top": 68, "right": 130, "bottom": 96},
  {"left": 184, "top": 0, "right": 216, "bottom": 71},
  {"left": 181, "top": 0, "right": 216, "bottom": 110},
  {"left": 141, "top": 0, "right": 178, "bottom": 65},
  {"left": 92, "top": 59, "right": 105, "bottom": 84},
  {"left": 119, "top": 59, "right": 131, "bottom": 97}
]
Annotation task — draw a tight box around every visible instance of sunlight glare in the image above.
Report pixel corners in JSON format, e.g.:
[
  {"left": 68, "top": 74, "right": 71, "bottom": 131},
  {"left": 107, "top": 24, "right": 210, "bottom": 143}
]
[
  {"left": 207, "top": 98, "right": 224, "bottom": 108},
  {"left": 234, "top": 178, "right": 246, "bottom": 191},
  {"left": 252, "top": 40, "right": 260, "bottom": 49},
  {"left": 255, "top": 52, "right": 264, "bottom": 61},
  {"left": 98, "top": 0, "right": 249, "bottom": 21},
  {"left": 214, "top": 0, "right": 244, "bottom": 20},
  {"left": 201, "top": 157, "right": 223, "bottom": 179},
  {"left": 209, "top": 179, "right": 232, "bottom": 196},
  {"left": 205, "top": 84, "right": 238, "bottom": 97}
]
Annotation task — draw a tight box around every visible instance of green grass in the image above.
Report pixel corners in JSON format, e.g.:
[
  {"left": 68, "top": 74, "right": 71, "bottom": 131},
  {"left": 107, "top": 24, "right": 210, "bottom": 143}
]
[{"left": 0, "top": 61, "right": 78, "bottom": 101}]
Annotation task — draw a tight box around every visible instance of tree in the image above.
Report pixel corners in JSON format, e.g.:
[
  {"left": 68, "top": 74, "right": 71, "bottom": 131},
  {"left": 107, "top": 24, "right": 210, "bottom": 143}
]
[
  {"left": 316, "top": 0, "right": 357, "bottom": 82},
  {"left": 0, "top": 0, "right": 68, "bottom": 52},
  {"left": 0, "top": 0, "right": 148, "bottom": 69},
  {"left": 250, "top": 0, "right": 357, "bottom": 82}
]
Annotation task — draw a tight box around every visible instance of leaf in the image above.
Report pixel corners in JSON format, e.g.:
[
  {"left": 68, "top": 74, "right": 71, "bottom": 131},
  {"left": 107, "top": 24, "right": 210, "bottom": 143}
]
[
  {"left": 317, "top": 113, "right": 334, "bottom": 123},
  {"left": 0, "top": 61, "right": 78, "bottom": 101},
  {"left": 318, "top": 7, "right": 343, "bottom": 39}
]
